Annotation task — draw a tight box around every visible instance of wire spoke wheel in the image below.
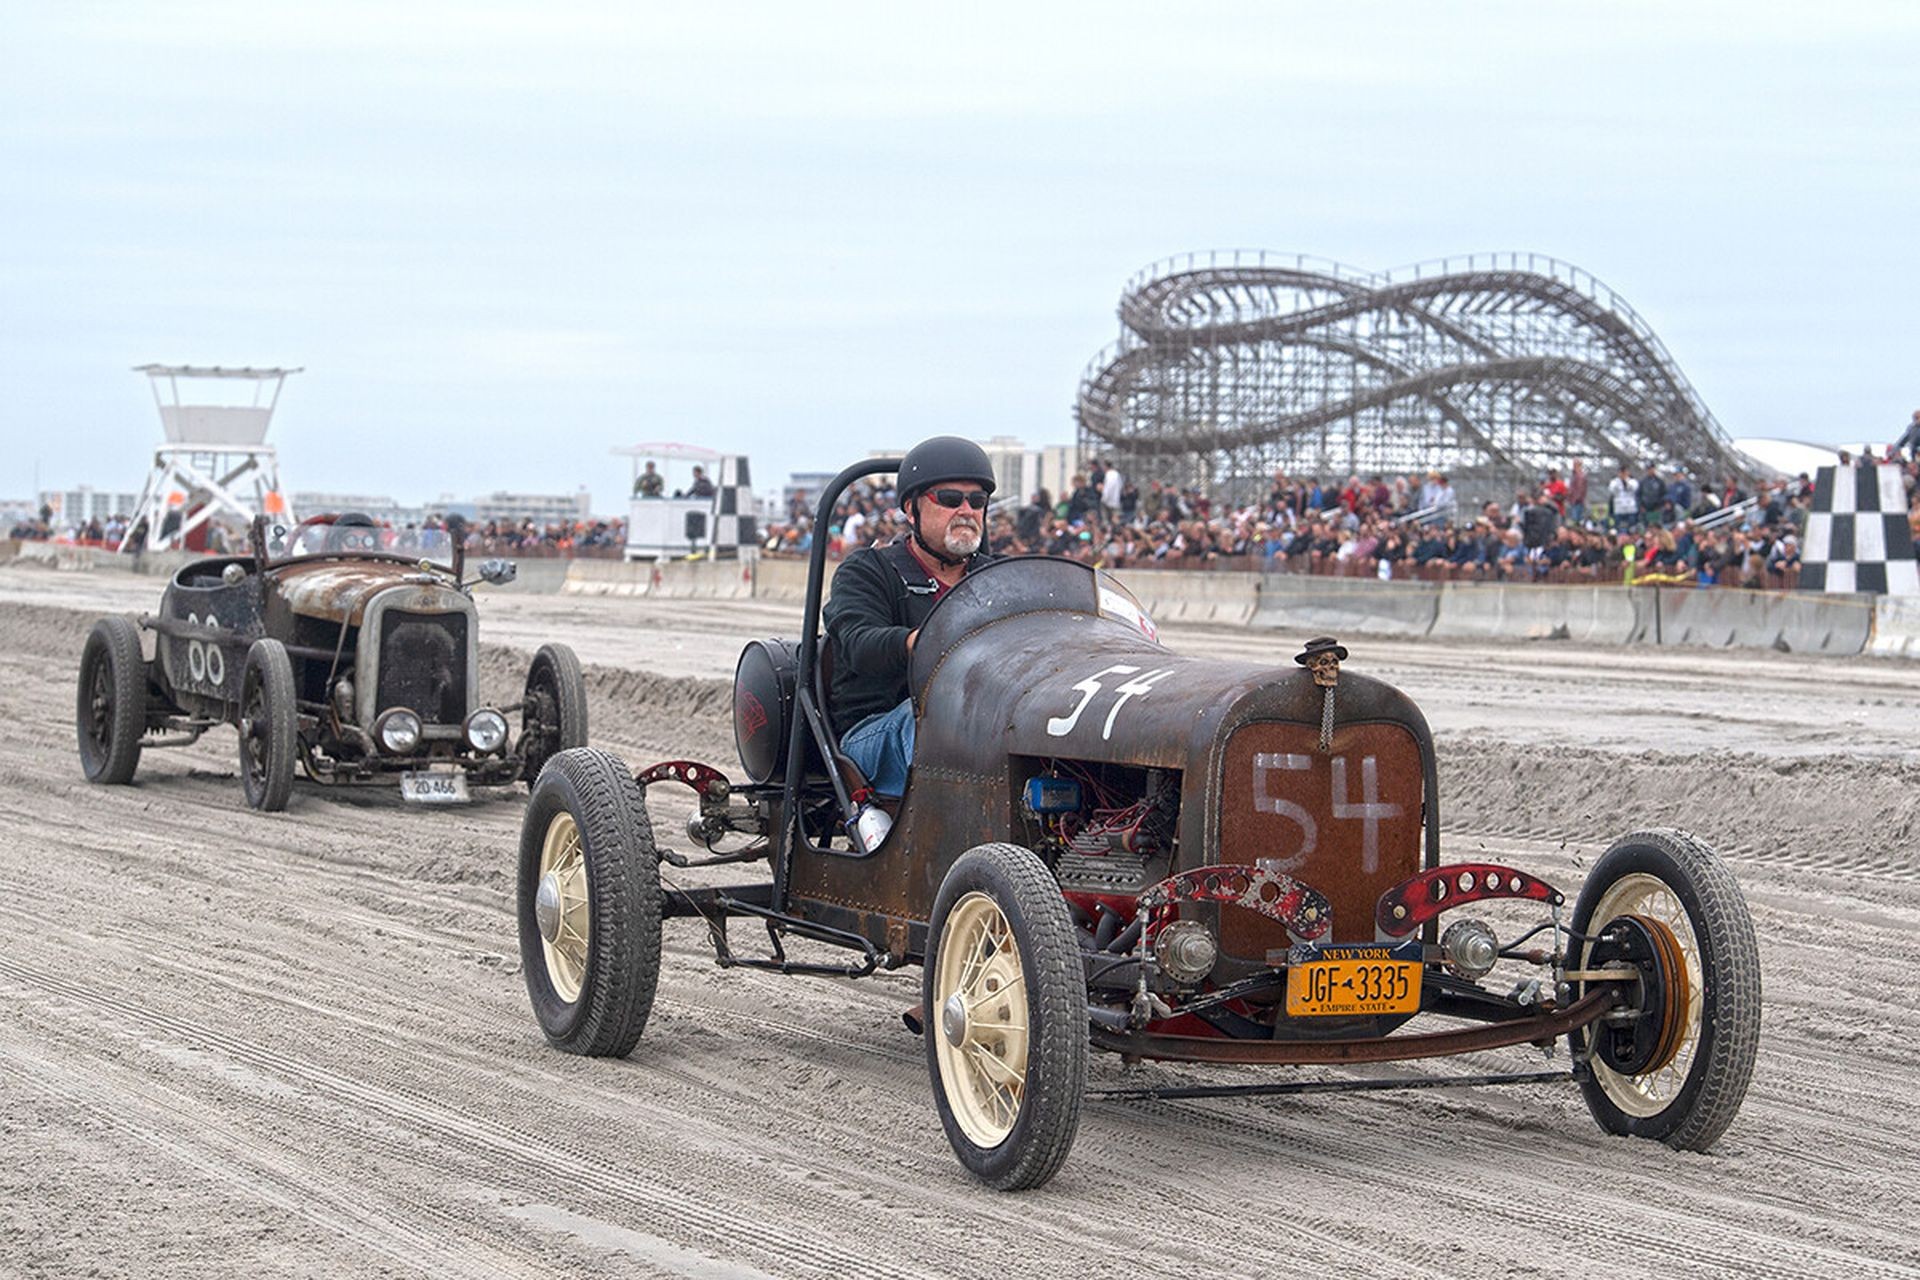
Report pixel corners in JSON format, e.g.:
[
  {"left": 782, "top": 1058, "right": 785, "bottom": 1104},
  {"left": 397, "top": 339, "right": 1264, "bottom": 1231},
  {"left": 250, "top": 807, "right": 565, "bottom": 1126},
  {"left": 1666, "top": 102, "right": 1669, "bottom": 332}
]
[
  {"left": 536, "top": 811, "right": 592, "bottom": 1004},
  {"left": 516, "top": 748, "right": 661, "bottom": 1057},
  {"left": 924, "top": 843, "right": 1086, "bottom": 1191},
  {"left": 520, "top": 643, "right": 587, "bottom": 785},
  {"left": 238, "top": 639, "right": 295, "bottom": 811},
  {"left": 75, "top": 615, "right": 145, "bottom": 785},
  {"left": 934, "top": 892, "right": 1032, "bottom": 1147},
  {"left": 1580, "top": 876, "right": 1702, "bottom": 1116},
  {"left": 1570, "top": 829, "right": 1760, "bottom": 1151},
  {"left": 86, "top": 663, "right": 115, "bottom": 756}
]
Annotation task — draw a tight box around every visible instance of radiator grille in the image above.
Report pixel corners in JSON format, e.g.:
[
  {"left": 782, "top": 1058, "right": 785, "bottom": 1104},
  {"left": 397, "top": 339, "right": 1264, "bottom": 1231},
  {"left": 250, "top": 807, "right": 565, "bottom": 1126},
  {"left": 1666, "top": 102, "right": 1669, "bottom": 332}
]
[{"left": 376, "top": 610, "right": 468, "bottom": 725}]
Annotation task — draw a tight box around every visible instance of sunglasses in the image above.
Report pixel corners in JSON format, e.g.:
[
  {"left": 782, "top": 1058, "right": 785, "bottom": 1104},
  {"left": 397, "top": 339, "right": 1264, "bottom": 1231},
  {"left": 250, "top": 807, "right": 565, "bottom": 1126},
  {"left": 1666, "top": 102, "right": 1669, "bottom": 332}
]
[{"left": 926, "top": 488, "right": 989, "bottom": 510}]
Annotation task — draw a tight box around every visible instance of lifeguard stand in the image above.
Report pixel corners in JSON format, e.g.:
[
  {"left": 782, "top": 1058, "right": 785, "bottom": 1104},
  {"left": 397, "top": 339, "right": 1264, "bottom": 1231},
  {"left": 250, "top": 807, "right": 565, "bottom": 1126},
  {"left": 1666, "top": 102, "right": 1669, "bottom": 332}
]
[{"left": 124, "top": 365, "right": 300, "bottom": 553}]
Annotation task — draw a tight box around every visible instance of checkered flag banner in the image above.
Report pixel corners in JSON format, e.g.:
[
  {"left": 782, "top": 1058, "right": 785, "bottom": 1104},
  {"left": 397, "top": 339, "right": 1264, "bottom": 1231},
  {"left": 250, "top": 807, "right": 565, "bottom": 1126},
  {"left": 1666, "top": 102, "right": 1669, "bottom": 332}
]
[
  {"left": 1801, "top": 464, "right": 1919, "bottom": 595},
  {"left": 713, "top": 455, "right": 758, "bottom": 552}
]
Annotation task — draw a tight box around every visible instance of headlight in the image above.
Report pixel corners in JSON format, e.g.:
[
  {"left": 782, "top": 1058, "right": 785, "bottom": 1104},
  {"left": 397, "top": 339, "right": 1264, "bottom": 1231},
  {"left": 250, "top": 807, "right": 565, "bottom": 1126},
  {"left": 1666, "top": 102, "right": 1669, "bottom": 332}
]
[
  {"left": 375, "top": 708, "right": 422, "bottom": 753},
  {"left": 464, "top": 708, "right": 509, "bottom": 753}
]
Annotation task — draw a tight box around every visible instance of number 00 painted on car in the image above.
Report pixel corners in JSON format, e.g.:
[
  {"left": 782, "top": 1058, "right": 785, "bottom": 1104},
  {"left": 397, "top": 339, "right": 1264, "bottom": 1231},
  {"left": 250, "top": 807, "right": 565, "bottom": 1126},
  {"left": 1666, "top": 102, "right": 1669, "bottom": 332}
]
[{"left": 1284, "top": 940, "right": 1423, "bottom": 1017}]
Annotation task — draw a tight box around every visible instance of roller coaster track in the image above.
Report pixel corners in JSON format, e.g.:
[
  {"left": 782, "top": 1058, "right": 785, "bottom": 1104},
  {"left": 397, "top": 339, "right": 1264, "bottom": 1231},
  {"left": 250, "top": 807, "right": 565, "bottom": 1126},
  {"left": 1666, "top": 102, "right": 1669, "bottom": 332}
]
[{"left": 1076, "top": 251, "right": 1755, "bottom": 499}]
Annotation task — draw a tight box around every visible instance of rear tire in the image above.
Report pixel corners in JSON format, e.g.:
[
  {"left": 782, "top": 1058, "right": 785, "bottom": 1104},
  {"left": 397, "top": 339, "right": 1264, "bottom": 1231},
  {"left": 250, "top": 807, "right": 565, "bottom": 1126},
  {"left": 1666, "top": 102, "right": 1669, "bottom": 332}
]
[
  {"left": 924, "top": 842, "right": 1088, "bottom": 1190},
  {"left": 77, "top": 616, "right": 146, "bottom": 785},
  {"left": 1570, "top": 828, "right": 1760, "bottom": 1151},
  {"left": 239, "top": 638, "right": 296, "bottom": 812},
  {"left": 521, "top": 643, "right": 588, "bottom": 784},
  {"left": 518, "top": 748, "right": 661, "bottom": 1056}
]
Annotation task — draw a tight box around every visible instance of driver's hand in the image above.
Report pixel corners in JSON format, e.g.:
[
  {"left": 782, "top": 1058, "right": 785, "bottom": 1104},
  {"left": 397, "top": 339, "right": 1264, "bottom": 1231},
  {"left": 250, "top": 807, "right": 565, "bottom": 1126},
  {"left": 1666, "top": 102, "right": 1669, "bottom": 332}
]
[{"left": 906, "top": 628, "right": 918, "bottom": 655}]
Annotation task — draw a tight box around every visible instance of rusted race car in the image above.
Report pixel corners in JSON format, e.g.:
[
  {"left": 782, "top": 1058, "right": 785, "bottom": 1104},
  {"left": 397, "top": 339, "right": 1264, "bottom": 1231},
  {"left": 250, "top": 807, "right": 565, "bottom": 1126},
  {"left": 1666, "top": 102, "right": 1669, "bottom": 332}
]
[
  {"left": 515, "top": 460, "right": 1760, "bottom": 1190},
  {"left": 76, "top": 514, "right": 587, "bottom": 810}
]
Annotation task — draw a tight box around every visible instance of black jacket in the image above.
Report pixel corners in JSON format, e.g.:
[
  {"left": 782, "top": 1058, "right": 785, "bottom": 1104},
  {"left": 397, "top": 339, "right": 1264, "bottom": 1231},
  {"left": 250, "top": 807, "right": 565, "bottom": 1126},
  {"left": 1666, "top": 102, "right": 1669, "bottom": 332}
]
[{"left": 823, "top": 540, "right": 997, "bottom": 730}]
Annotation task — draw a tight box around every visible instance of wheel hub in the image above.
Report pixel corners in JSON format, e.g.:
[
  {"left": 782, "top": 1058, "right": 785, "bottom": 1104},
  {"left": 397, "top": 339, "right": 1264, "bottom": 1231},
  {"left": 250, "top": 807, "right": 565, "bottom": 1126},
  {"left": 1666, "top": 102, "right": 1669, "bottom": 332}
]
[
  {"left": 535, "top": 873, "right": 564, "bottom": 943},
  {"left": 941, "top": 992, "right": 969, "bottom": 1046},
  {"left": 1588, "top": 912, "right": 1690, "bottom": 1076}
]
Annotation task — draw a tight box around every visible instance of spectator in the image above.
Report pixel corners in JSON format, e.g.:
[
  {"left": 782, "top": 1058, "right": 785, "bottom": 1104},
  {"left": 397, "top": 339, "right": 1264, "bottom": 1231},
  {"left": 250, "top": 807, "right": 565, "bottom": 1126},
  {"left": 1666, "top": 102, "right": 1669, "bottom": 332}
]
[
  {"left": 1637, "top": 464, "right": 1668, "bottom": 527},
  {"left": 1542, "top": 468, "right": 1568, "bottom": 515},
  {"left": 1893, "top": 409, "right": 1920, "bottom": 461},
  {"left": 1520, "top": 492, "right": 1559, "bottom": 551},
  {"left": 1609, "top": 464, "right": 1640, "bottom": 531}
]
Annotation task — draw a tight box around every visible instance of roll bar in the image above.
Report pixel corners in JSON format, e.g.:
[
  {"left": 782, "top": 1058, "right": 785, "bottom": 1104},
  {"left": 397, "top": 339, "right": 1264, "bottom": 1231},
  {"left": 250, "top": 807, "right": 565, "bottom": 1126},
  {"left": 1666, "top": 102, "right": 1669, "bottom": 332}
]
[{"left": 774, "top": 457, "right": 903, "bottom": 911}]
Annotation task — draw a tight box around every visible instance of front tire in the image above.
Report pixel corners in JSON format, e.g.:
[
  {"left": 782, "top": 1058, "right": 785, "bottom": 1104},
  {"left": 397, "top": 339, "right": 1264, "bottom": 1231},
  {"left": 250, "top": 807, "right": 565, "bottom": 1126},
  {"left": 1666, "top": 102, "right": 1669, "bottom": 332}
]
[
  {"left": 521, "top": 643, "right": 588, "bottom": 784},
  {"left": 924, "top": 843, "right": 1088, "bottom": 1190},
  {"left": 239, "top": 638, "right": 296, "bottom": 811},
  {"left": 517, "top": 748, "right": 661, "bottom": 1056},
  {"left": 77, "top": 616, "right": 146, "bottom": 784},
  {"left": 1570, "top": 828, "right": 1760, "bottom": 1151}
]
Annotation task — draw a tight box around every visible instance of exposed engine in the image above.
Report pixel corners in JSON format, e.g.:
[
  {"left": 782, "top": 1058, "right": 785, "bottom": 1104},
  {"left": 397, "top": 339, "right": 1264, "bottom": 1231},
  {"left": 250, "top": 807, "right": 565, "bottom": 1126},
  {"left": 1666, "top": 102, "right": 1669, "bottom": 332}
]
[{"left": 1018, "top": 759, "right": 1179, "bottom": 897}]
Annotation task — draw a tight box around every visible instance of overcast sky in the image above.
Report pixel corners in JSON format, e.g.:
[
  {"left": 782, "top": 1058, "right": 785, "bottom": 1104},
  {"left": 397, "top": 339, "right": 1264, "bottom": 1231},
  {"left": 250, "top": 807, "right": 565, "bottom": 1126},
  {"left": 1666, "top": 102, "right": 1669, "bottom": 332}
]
[{"left": 3, "top": 1, "right": 1915, "bottom": 515}]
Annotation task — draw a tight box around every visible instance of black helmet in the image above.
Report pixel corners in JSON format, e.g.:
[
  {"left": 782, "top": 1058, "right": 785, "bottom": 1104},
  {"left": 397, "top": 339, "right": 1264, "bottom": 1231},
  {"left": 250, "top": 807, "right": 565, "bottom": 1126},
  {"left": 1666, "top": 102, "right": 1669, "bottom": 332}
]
[{"left": 896, "top": 436, "right": 996, "bottom": 503}]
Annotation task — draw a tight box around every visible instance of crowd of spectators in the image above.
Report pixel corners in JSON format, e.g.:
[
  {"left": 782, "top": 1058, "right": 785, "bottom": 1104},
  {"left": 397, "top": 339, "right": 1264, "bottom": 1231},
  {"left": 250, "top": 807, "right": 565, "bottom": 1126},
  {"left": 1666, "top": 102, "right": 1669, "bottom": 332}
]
[
  {"left": 7, "top": 507, "right": 627, "bottom": 559},
  {"left": 763, "top": 443, "right": 1920, "bottom": 593}
]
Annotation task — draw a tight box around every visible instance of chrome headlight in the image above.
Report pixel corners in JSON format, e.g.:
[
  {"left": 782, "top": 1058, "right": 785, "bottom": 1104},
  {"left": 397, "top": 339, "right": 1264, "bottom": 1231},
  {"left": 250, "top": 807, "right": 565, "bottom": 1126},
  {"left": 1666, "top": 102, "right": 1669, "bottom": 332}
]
[
  {"left": 464, "top": 708, "right": 509, "bottom": 753},
  {"left": 374, "top": 708, "right": 422, "bottom": 754}
]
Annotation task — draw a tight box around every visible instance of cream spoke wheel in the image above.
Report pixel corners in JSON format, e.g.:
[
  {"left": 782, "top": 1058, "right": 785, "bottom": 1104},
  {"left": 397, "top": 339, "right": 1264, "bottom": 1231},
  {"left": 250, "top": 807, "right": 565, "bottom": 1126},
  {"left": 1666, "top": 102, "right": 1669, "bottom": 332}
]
[
  {"left": 537, "top": 811, "right": 592, "bottom": 1004},
  {"left": 933, "top": 891, "right": 1033, "bottom": 1150},
  {"left": 1569, "top": 831, "right": 1760, "bottom": 1152},
  {"left": 516, "top": 748, "right": 662, "bottom": 1058},
  {"left": 923, "top": 844, "right": 1087, "bottom": 1189},
  {"left": 1581, "top": 872, "right": 1703, "bottom": 1118}
]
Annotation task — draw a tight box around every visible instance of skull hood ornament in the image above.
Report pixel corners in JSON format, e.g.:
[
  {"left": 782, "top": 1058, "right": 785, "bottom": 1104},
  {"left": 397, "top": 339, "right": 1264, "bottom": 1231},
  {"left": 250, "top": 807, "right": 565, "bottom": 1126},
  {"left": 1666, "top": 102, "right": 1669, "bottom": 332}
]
[{"left": 1295, "top": 636, "right": 1347, "bottom": 689}]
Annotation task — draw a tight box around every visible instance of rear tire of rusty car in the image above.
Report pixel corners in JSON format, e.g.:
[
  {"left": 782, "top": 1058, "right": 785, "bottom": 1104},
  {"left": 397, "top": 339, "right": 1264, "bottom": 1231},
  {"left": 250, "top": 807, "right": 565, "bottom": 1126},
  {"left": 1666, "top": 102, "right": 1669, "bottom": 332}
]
[
  {"left": 1570, "top": 828, "right": 1760, "bottom": 1152},
  {"left": 521, "top": 643, "right": 588, "bottom": 784},
  {"left": 924, "top": 843, "right": 1088, "bottom": 1191},
  {"left": 517, "top": 747, "right": 661, "bottom": 1056},
  {"left": 77, "top": 616, "right": 146, "bottom": 785},
  {"left": 239, "top": 638, "right": 296, "bottom": 812}
]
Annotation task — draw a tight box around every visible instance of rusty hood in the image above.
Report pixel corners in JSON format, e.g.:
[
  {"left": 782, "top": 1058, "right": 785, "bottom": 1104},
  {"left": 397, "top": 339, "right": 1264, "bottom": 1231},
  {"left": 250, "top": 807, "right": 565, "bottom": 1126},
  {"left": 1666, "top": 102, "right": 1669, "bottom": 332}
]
[{"left": 269, "top": 559, "right": 462, "bottom": 625}]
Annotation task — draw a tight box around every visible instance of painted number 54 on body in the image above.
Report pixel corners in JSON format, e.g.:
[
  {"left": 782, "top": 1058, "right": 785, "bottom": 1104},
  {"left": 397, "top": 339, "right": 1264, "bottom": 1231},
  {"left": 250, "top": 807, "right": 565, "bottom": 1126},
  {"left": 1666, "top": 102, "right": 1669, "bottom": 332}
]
[{"left": 1045, "top": 664, "right": 1175, "bottom": 741}]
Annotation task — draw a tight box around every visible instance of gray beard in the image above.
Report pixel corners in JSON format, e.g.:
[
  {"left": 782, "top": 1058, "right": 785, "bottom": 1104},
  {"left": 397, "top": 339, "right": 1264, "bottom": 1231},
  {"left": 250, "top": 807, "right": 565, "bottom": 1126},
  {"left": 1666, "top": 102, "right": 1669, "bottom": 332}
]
[{"left": 944, "top": 525, "right": 982, "bottom": 557}]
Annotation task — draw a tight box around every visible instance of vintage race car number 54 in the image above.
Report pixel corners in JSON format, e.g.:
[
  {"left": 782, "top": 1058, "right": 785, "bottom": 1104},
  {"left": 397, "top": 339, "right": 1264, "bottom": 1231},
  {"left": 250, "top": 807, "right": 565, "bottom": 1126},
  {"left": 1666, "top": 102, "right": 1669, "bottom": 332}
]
[
  {"left": 1285, "top": 939, "right": 1423, "bottom": 1017},
  {"left": 400, "top": 770, "right": 470, "bottom": 805}
]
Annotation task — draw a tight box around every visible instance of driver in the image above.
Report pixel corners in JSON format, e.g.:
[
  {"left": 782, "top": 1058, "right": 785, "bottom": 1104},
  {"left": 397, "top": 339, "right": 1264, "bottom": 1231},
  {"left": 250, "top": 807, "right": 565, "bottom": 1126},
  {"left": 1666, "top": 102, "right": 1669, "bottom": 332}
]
[
  {"left": 823, "top": 436, "right": 998, "bottom": 797},
  {"left": 325, "top": 511, "right": 381, "bottom": 553}
]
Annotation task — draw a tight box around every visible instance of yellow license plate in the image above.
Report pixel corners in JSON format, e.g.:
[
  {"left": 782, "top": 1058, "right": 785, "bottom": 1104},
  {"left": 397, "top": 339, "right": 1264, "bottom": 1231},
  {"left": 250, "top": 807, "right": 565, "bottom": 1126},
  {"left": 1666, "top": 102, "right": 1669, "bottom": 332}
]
[{"left": 1285, "top": 943, "right": 1423, "bottom": 1017}]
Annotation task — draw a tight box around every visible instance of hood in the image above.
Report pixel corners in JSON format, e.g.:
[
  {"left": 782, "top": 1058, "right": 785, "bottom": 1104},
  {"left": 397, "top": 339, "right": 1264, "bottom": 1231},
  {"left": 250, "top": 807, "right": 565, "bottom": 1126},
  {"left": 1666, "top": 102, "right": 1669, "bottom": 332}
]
[{"left": 270, "top": 559, "right": 461, "bottom": 625}]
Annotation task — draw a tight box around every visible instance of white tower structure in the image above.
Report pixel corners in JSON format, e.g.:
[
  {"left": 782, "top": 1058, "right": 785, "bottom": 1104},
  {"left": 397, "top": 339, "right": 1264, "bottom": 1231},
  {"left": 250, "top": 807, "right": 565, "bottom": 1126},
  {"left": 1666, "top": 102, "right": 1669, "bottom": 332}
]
[{"left": 124, "top": 365, "right": 300, "bottom": 553}]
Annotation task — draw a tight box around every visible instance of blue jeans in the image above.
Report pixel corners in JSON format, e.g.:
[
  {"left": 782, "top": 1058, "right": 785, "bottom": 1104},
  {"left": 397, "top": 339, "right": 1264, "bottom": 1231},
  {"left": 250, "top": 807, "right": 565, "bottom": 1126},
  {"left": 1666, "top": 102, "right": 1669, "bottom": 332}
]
[{"left": 839, "top": 699, "right": 916, "bottom": 798}]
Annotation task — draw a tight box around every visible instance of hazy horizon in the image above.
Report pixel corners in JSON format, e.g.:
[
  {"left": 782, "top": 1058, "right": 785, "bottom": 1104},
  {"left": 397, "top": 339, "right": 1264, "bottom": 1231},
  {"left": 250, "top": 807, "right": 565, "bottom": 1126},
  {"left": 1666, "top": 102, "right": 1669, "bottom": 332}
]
[{"left": 5, "top": 1, "right": 1916, "bottom": 516}]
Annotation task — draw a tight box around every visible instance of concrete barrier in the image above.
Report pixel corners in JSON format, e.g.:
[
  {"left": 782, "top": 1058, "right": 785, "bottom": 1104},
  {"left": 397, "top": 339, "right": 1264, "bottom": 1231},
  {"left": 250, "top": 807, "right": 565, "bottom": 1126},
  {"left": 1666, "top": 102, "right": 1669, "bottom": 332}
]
[
  {"left": 1871, "top": 596, "right": 1920, "bottom": 658},
  {"left": 1631, "top": 587, "right": 1874, "bottom": 655},
  {"left": 1252, "top": 576, "right": 1441, "bottom": 637},
  {"left": 468, "top": 558, "right": 573, "bottom": 594},
  {"left": 1430, "top": 583, "right": 1639, "bottom": 643},
  {"left": 561, "top": 559, "right": 651, "bottom": 597},
  {"left": 650, "top": 558, "right": 756, "bottom": 600},
  {"left": 1108, "top": 569, "right": 1260, "bottom": 626},
  {"left": 534, "top": 550, "right": 1901, "bottom": 661},
  {"left": 13, "top": 541, "right": 97, "bottom": 571},
  {"left": 755, "top": 558, "right": 812, "bottom": 603},
  {"left": 560, "top": 556, "right": 756, "bottom": 599}
]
